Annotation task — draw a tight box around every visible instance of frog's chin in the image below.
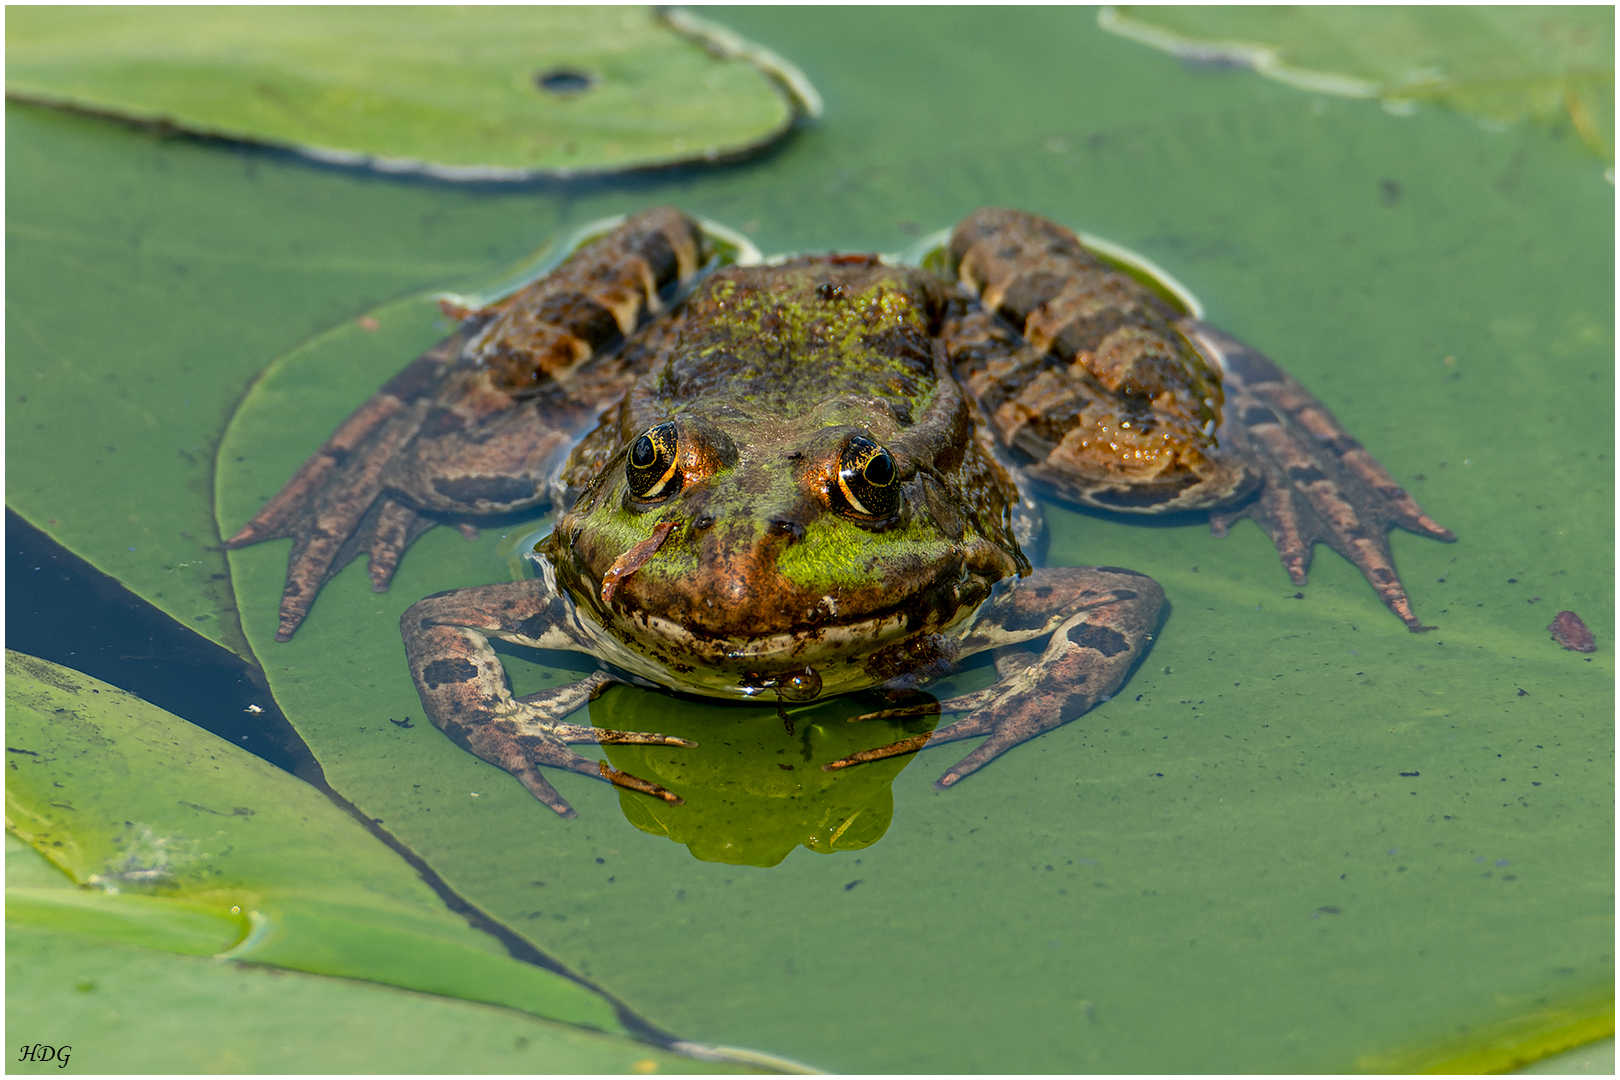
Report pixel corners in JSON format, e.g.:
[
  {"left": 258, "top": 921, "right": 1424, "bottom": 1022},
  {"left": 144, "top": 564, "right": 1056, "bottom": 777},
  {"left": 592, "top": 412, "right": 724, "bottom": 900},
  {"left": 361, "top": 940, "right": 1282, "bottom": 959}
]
[{"left": 537, "top": 557, "right": 979, "bottom": 701}]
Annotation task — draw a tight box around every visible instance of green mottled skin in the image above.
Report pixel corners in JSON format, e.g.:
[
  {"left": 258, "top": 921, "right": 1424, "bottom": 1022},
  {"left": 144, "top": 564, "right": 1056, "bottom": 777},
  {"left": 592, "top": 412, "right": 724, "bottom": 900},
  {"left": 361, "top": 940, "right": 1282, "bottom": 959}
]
[
  {"left": 544, "top": 256, "right": 1026, "bottom": 685},
  {"left": 660, "top": 264, "right": 942, "bottom": 421}
]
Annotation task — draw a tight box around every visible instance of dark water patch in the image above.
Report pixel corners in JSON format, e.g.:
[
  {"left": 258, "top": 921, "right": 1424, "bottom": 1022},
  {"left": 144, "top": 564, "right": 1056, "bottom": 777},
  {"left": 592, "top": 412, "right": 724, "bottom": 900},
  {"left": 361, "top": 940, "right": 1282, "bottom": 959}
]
[{"left": 5, "top": 508, "right": 313, "bottom": 777}]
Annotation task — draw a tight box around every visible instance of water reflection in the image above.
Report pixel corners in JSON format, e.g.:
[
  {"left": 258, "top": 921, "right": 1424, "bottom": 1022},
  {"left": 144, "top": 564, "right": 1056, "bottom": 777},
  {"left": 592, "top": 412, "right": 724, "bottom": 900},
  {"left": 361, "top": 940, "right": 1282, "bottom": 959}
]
[{"left": 591, "top": 689, "right": 941, "bottom": 867}]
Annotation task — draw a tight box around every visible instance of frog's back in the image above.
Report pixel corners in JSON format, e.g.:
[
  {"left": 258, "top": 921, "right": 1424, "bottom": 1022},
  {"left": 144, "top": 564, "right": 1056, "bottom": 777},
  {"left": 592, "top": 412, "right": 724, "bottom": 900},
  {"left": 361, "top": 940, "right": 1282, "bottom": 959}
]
[{"left": 653, "top": 257, "right": 947, "bottom": 424}]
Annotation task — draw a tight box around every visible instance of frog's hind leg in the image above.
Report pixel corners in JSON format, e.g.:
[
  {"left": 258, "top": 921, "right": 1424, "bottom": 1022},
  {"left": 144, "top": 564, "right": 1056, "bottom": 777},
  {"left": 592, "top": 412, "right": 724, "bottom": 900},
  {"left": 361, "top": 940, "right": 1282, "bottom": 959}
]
[
  {"left": 943, "top": 207, "right": 1257, "bottom": 515},
  {"left": 227, "top": 342, "right": 463, "bottom": 640},
  {"left": 1186, "top": 322, "right": 1455, "bottom": 631},
  {"left": 228, "top": 207, "right": 708, "bottom": 642},
  {"left": 824, "top": 567, "right": 1164, "bottom": 789},
  {"left": 401, "top": 579, "right": 695, "bottom": 816}
]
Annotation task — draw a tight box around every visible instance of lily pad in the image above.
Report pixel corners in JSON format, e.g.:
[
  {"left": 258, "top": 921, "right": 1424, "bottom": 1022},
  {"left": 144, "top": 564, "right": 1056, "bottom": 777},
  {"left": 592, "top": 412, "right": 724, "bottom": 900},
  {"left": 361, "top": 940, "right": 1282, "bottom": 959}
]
[
  {"left": 1100, "top": 6, "right": 1615, "bottom": 161},
  {"left": 3, "top": 102, "right": 561, "bottom": 660},
  {"left": 5, "top": 6, "right": 813, "bottom": 180},
  {"left": 217, "top": 180, "right": 1611, "bottom": 1073},
  {"left": 9, "top": 5, "right": 1614, "bottom": 1073},
  {"left": 4, "top": 649, "right": 624, "bottom": 1033},
  {"left": 599, "top": 692, "right": 933, "bottom": 868},
  {"left": 7, "top": 923, "right": 744, "bottom": 1074}
]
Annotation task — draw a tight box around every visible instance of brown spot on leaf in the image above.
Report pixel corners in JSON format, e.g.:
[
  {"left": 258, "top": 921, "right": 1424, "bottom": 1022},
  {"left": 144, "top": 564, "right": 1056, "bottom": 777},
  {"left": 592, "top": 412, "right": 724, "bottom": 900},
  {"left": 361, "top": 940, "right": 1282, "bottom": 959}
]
[{"left": 1548, "top": 610, "right": 1596, "bottom": 652}]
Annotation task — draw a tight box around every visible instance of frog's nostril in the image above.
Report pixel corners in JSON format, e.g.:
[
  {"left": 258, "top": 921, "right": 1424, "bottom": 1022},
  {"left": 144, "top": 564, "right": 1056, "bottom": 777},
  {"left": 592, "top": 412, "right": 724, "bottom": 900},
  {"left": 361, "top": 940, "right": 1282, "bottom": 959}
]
[{"left": 768, "top": 519, "right": 805, "bottom": 542}]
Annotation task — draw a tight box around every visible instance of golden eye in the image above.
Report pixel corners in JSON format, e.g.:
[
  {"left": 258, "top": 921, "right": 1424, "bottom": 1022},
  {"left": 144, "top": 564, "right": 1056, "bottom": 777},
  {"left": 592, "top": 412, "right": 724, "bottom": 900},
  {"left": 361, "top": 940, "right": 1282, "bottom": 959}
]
[
  {"left": 835, "top": 436, "right": 899, "bottom": 519},
  {"left": 626, "top": 422, "right": 681, "bottom": 500}
]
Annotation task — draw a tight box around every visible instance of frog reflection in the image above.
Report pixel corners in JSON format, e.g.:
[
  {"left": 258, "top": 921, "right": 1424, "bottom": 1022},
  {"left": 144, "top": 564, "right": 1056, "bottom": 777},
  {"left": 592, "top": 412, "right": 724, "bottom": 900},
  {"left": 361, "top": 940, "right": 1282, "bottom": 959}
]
[{"left": 591, "top": 688, "right": 940, "bottom": 867}]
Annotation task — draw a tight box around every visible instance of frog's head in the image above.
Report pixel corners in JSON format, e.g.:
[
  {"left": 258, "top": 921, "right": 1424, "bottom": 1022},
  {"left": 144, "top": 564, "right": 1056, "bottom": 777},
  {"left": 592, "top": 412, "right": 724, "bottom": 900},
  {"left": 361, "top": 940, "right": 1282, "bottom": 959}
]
[{"left": 543, "top": 260, "right": 1026, "bottom": 700}]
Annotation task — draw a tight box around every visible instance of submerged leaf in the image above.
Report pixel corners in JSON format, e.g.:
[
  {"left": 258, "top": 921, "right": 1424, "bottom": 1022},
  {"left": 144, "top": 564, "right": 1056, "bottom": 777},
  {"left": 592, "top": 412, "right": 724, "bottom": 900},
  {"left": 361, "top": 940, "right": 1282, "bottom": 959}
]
[
  {"left": 5, "top": 6, "right": 815, "bottom": 179},
  {"left": 1101, "top": 6, "right": 1615, "bottom": 161}
]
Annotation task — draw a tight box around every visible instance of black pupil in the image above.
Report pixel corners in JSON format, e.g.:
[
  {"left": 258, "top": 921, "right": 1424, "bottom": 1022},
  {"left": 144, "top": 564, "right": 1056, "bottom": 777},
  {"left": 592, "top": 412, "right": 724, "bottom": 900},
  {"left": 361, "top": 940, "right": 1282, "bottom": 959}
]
[
  {"left": 863, "top": 451, "right": 894, "bottom": 487},
  {"left": 631, "top": 435, "right": 655, "bottom": 468}
]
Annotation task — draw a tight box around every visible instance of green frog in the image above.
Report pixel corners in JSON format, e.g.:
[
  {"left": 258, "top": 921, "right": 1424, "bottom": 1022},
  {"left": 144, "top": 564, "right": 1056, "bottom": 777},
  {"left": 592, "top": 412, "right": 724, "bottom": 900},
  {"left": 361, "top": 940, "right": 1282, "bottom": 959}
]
[{"left": 228, "top": 207, "right": 1452, "bottom": 817}]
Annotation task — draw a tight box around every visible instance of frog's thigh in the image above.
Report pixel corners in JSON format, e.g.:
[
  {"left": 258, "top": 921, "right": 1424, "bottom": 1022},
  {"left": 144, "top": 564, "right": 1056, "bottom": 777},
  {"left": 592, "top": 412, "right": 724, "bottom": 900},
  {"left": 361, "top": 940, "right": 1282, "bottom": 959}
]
[{"left": 933, "top": 566, "right": 1165, "bottom": 787}]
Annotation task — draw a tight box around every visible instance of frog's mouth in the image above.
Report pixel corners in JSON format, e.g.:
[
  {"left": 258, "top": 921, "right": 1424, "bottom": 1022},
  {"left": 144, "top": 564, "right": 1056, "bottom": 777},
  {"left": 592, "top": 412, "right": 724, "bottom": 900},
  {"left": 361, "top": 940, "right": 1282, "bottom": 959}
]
[
  {"left": 578, "top": 598, "right": 981, "bottom": 702},
  {"left": 537, "top": 551, "right": 986, "bottom": 701}
]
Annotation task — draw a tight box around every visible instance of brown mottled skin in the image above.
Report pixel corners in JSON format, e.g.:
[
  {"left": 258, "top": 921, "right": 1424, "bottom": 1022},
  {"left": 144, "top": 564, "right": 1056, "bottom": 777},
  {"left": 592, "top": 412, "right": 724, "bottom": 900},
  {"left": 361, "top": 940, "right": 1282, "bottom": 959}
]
[{"left": 230, "top": 207, "right": 1453, "bottom": 816}]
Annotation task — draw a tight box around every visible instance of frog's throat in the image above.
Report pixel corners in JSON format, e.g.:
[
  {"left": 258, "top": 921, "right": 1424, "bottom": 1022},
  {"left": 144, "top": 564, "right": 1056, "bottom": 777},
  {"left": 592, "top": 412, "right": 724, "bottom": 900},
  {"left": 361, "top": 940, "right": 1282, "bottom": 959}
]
[{"left": 534, "top": 555, "right": 979, "bottom": 701}]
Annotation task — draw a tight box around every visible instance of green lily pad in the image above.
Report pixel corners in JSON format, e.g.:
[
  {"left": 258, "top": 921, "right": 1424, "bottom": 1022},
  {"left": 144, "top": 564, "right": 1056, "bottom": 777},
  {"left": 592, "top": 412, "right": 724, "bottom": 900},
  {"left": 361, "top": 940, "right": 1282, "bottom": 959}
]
[
  {"left": 597, "top": 693, "right": 934, "bottom": 868},
  {"left": 5, "top": 7, "right": 814, "bottom": 180},
  {"left": 216, "top": 174, "right": 1611, "bottom": 1074},
  {"left": 4, "top": 649, "right": 624, "bottom": 1034},
  {"left": 4, "top": 101, "right": 563, "bottom": 660},
  {"left": 6, "top": 922, "right": 745, "bottom": 1074},
  {"left": 1517, "top": 1036, "right": 1616, "bottom": 1075},
  {"left": 1100, "top": 6, "right": 1616, "bottom": 162},
  {"left": 9, "top": 5, "right": 1613, "bottom": 1073}
]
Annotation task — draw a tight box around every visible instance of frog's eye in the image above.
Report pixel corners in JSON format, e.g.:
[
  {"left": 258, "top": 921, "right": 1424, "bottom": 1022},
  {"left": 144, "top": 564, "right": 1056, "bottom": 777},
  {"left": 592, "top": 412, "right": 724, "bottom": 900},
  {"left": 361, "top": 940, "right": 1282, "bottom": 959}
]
[
  {"left": 835, "top": 436, "right": 899, "bottom": 519},
  {"left": 627, "top": 422, "right": 681, "bottom": 500}
]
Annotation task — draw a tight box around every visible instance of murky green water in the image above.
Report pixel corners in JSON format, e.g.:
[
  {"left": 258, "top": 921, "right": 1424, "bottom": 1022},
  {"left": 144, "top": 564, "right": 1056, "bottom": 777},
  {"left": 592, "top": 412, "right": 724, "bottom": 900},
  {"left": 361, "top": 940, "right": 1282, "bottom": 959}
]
[{"left": 8, "top": 8, "right": 1612, "bottom": 1072}]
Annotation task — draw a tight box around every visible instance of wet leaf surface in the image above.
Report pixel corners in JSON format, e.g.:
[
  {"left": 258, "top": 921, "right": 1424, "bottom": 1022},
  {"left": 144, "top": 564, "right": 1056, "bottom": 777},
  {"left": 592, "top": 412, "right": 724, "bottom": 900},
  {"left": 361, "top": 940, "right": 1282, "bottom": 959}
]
[
  {"left": 1102, "top": 6, "right": 1615, "bottom": 162},
  {"left": 4, "top": 650, "right": 626, "bottom": 1034},
  {"left": 6, "top": 7, "right": 806, "bottom": 179},
  {"left": 9, "top": 7, "right": 1615, "bottom": 1072},
  {"left": 3, "top": 103, "right": 544, "bottom": 659},
  {"left": 8, "top": 927, "right": 742, "bottom": 1074}
]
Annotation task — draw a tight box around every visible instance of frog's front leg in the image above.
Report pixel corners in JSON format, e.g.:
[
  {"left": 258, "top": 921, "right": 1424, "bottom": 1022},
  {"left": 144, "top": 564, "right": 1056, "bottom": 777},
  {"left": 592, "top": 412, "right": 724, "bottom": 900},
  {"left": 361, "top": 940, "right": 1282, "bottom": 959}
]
[
  {"left": 401, "top": 578, "right": 695, "bottom": 817},
  {"left": 825, "top": 567, "right": 1164, "bottom": 788}
]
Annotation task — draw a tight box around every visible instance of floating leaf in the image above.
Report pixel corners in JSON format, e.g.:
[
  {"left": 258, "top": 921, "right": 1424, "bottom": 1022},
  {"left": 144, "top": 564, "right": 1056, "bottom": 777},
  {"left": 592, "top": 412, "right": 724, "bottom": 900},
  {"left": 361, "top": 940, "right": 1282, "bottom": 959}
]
[
  {"left": 216, "top": 182, "right": 1611, "bottom": 1073},
  {"left": 8, "top": 5, "right": 1613, "bottom": 1072},
  {"left": 4, "top": 649, "right": 624, "bottom": 1033},
  {"left": 3, "top": 102, "right": 566, "bottom": 660},
  {"left": 1100, "top": 6, "right": 1615, "bottom": 161},
  {"left": 596, "top": 692, "right": 929, "bottom": 868},
  {"left": 5, "top": 6, "right": 814, "bottom": 180},
  {"left": 8, "top": 919, "right": 743, "bottom": 1074}
]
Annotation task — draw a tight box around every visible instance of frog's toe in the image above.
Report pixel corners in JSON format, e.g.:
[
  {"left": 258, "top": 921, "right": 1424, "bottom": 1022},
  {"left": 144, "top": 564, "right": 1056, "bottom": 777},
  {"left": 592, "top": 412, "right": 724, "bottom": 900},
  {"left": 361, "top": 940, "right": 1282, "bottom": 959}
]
[
  {"left": 926, "top": 688, "right": 1087, "bottom": 789},
  {"left": 362, "top": 498, "right": 434, "bottom": 592},
  {"left": 822, "top": 715, "right": 987, "bottom": 774},
  {"left": 821, "top": 712, "right": 1002, "bottom": 783},
  {"left": 507, "top": 762, "right": 579, "bottom": 818},
  {"left": 530, "top": 741, "right": 682, "bottom": 805},
  {"left": 847, "top": 684, "right": 1002, "bottom": 725},
  {"left": 1188, "top": 321, "right": 1453, "bottom": 632},
  {"left": 933, "top": 725, "right": 1029, "bottom": 789},
  {"left": 548, "top": 721, "right": 698, "bottom": 749},
  {"left": 595, "top": 762, "right": 685, "bottom": 806}
]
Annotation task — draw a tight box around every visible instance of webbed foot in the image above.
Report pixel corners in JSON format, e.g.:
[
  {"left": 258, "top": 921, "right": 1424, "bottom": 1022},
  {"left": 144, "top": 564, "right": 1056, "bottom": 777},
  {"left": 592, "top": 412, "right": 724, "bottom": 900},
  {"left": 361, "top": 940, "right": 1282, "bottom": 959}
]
[
  {"left": 402, "top": 580, "right": 695, "bottom": 816},
  {"left": 1187, "top": 322, "right": 1454, "bottom": 631},
  {"left": 824, "top": 567, "right": 1164, "bottom": 788}
]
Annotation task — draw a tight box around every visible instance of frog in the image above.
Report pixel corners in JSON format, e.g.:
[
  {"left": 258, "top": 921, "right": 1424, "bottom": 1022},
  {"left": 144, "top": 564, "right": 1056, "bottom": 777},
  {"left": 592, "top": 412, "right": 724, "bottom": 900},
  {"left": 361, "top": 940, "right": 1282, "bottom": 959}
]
[{"left": 227, "top": 206, "right": 1453, "bottom": 817}]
